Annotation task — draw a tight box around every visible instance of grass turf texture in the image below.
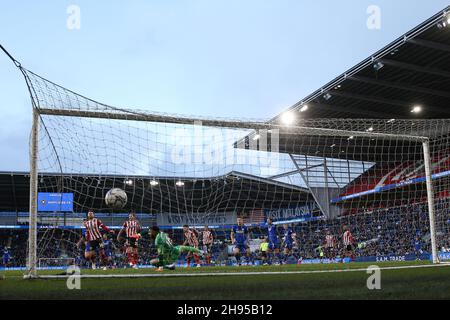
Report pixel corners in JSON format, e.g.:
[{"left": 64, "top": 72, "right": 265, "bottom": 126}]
[{"left": 1, "top": 261, "right": 450, "bottom": 299}]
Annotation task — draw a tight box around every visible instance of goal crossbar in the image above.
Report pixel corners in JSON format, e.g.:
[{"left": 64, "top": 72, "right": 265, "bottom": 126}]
[{"left": 38, "top": 108, "right": 429, "bottom": 142}]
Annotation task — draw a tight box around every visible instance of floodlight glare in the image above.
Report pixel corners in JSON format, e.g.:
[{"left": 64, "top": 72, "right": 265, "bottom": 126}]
[
  {"left": 373, "top": 61, "right": 384, "bottom": 71},
  {"left": 150, "top": 179, "right": 159, "bottom": 186},
  {"left": 176, "top": 180, "right": 185, "bottom": 187},
  {"left": 411, "top": 105, "right": 422, "bottom": 113},
  {"left": 300, "top": 105, "right": 308, "bottom": 112},
  {"left": 280, "top": 111, "right": 296, "bottom": 125},
  {"left": 323, "top": 93, "right": 332, "bottom": 101}
]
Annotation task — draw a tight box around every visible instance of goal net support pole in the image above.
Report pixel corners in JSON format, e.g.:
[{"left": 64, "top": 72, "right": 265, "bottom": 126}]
[
  {"left": 27, "top": 108, "right": 39, "bottom": 278},
  {"left": 422, "top": 139, "right": 439, "bottom": 264}
]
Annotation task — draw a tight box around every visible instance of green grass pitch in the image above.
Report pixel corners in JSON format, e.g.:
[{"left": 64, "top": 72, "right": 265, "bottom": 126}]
[{"left": 1, "top": 261, "right": 450, "bottom": 299}]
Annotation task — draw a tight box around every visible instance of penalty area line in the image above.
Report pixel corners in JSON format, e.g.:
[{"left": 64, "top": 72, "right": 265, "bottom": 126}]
[{"left": 34, "top": 262, "right": 450, "bottom": 279}]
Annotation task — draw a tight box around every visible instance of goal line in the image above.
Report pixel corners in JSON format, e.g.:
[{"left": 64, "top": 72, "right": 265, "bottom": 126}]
[{"left": 31, "top": 263, "right": 450, "bottom": 280}]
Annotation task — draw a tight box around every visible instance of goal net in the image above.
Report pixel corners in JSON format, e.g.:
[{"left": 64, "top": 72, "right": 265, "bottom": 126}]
[
  {"left": 38, "top": 258, "right": 75, "bottom": 269},
  {"left": 20, "top": 68, "right": 450, "bottom": 276}
]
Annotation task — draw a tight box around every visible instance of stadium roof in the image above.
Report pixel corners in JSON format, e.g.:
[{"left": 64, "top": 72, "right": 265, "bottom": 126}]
[
  {"left": 270, "top": 6, "right": 450, "bottom": 121},
  {"left": 237, "top": 7, "right": 450, "bottom": 163},
  {"left": 0, "top": 171, "right": 311, "bottom": 213}
]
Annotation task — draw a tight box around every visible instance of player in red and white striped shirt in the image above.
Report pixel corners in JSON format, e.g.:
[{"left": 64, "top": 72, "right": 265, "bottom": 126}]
[
  {"left": 201, "top": 225, "right": 214, "bottom": 265},
  {"left": 183, "top": 225, "right": 201, "bottom": 267},
  {"left": 323, "top": 230, "right": 337, "bottom": 259},
  {"left": 342, "top": 226, "right": 355, "bottom": 262},
  {"left": 83, "top": 210, "right": 114, "bottom": 269},
  {"left": 117, "top": 211, "right": 142, "bottom": 268}
]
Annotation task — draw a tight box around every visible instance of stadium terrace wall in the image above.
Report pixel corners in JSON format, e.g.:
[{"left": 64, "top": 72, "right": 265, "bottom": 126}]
[
  {"left": 0, "top": 212, "right": 156, "bottom": 228},
  {"left": 332, "top": 169, "right": 450, "bottom": 203},
  {"left": 0, "top": 204, "right": 325, "bottom": 229}
]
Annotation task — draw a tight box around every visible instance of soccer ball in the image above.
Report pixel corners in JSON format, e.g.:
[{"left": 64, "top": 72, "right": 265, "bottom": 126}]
[{"left": 105, "top": 188, "right": 127, "bottom": 209}]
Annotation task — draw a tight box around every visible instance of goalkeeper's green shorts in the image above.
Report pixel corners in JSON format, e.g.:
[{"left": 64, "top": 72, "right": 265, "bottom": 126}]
[
  {"left": 159, "top": 246, "right": 183, "bottom": 265},
  {"left": 158, "top": 245, "right": 201, "bottom": 266}
]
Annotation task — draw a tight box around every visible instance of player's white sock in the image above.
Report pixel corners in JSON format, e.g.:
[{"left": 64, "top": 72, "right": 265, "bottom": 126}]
[{"left": 166, "top": 263, "right": 176, "bottom": 270}]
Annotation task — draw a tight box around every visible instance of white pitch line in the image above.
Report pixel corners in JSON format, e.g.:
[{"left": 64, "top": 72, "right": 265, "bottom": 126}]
[{"left": 34, "top": 262, "right": 450, "bottom": 279}]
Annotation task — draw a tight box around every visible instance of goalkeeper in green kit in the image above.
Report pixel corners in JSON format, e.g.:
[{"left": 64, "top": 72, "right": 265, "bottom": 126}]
[{"left": 150, "top": 226, "right": 204, "bottom": 271}]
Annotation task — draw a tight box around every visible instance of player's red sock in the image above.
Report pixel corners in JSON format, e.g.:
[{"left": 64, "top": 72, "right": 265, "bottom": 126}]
[
  {"left": 127, "top": 251, "right": 133, "bottom": 264},
  {"left": 187, "top": 257, "right": 191, "bottom": 267},
  {"left": 194, "top": 254, "right": 200, "bottom": 265},
  {"left": 133, "top": 253, "right": 139, "bottom": 265},
  {"left": 100, "top": 252, "right": 108, "bottom": 266}
]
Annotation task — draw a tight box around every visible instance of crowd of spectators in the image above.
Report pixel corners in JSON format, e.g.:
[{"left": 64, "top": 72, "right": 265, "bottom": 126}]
[{"left": 1, "top": 199, "right": 449, "bottom": 267}]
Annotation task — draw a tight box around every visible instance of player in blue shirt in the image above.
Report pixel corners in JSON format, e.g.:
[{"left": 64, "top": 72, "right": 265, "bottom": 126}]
[
  {"left": 2, "top": 247, "right": 10, "bottom": 267},
  {"left": 266, "top": 218, "right": 282, "bottom": 265},
  {"left": 76, "top": 229, "right": 93, "bottom": 268},
  {"left": 282, "top": 224, "right": 294, "bottom": 264},
  {"left": 414, "top": 236, "right": 423, "bottom": 260},
  {"left": 231, "top": 217, "right": 253, "bottom": 266},
  {"left": 102, "top": 233, "right": 114, "bottom": 268}
]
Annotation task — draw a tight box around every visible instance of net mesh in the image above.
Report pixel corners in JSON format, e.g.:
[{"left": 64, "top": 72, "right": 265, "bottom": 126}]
[{"left": 19, "top": 68, "right": 450, "bottom": 272}]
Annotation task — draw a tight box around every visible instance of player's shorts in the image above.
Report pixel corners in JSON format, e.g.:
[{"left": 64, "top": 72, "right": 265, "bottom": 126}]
[
  {"left": 87, "top": 239, "right": 103, "bottom": 251},
  {"left": 325, "top": 247, "right": 335, "bottom": 254},
  {"left": 345, "top": 244, "right": 353, "bottom": 251},
  {"left": 234, "top": 243, "right": 249, "bottom": 253},
  {"left": 126, "top": 236, "right": 139, "bottom": 248},
  {"left": 85, "top": 243, "right": 91, "bottom": 253},
  {"left": 268, "top": 241, "right": 280, "bottom": 250},
  {"left": 202, "top": 244, "right": 212, "bottom": 254}
]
